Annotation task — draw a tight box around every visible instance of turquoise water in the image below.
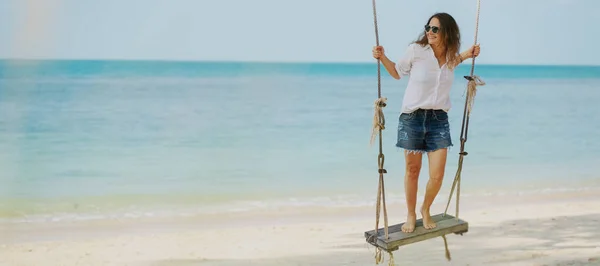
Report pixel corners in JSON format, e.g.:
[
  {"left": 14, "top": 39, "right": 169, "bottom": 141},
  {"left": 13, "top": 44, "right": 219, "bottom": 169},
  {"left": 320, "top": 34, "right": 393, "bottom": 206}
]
[{"left": 1, "top": 60, "right": 599, "bottom": 222}]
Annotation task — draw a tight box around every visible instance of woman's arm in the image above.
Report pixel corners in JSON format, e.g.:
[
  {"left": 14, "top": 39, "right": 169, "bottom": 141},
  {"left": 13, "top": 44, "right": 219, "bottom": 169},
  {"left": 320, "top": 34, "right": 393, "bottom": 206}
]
[
  {"left": 373, "top": 46, "right": 400, "bottom": 80},
  {"left": 380, "top": 54, "right": 400, "bottom": 80}
]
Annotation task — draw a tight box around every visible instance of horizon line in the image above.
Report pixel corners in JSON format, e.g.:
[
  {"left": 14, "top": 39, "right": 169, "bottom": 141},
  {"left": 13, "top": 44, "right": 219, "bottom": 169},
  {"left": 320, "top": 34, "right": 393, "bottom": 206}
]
[{"left": 0, "top": 57, "right": 598, "bottom": 67}]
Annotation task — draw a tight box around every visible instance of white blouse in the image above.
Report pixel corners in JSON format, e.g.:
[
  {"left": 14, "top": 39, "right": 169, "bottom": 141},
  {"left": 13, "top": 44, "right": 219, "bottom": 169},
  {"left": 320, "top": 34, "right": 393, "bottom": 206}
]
[{"left": 394, "top": 43, "right": 455, "bottom": 114}]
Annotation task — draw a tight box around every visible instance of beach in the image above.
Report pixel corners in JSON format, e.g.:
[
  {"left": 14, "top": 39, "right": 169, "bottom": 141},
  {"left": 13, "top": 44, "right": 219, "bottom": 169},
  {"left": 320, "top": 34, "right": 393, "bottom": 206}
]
[
  {"left": 2, "top": 188, "right": 600, "bottom": 266},
  {"left": 1, "top": 60, "right": 600, "bottom": 265},
  {"left": 1, "top": 0, "right": 600, "bottom": 264}
]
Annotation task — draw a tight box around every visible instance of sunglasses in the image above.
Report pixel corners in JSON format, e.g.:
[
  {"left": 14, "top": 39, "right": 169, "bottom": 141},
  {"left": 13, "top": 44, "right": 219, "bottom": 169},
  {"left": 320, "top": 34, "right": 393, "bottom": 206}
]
[{"left": 425, "top": 25, "right": 440, "bottom": 34}]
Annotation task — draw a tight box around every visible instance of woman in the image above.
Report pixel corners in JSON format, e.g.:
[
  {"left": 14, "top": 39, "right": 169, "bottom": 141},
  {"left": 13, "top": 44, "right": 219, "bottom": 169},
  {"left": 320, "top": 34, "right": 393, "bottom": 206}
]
[{"left": 372, "top": 12, "right": 480, "bottom": 233}]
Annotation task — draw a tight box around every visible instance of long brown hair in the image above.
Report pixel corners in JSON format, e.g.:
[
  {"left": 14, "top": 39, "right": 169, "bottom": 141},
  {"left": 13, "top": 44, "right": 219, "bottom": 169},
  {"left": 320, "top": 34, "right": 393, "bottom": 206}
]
[{"left": 414, "top": 13, "right": 461, "bottom": 69}]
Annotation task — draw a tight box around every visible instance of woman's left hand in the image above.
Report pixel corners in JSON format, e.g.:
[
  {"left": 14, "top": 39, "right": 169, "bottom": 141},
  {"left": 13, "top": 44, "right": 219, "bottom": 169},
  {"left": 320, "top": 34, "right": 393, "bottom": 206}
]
[{"left": 468, "top": 44, "right": 481, "bottom": 58}]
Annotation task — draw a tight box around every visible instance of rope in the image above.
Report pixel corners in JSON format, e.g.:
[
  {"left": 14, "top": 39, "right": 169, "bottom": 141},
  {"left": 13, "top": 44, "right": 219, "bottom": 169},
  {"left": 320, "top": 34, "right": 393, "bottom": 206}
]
[
  {"left": 370, "top": 97, "right": 387, "bottom": 145},
  {"left": 374, "top": 248, "right": 394, "bottom": 265},
  {"left": 444, "top": 0, "right": 484, "bottom": 219},
  {"left": 370, "top": 0, "right": 391, "bottom": 265},
  {"left": 442, "top": 235, "right": 452, "bottom": 261}
]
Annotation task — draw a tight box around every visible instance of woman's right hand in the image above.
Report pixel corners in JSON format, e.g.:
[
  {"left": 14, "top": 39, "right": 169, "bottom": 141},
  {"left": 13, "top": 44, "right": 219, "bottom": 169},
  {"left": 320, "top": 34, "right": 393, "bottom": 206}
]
[{"left": 372, "top": 46, "right": 385, "bottom": 59}]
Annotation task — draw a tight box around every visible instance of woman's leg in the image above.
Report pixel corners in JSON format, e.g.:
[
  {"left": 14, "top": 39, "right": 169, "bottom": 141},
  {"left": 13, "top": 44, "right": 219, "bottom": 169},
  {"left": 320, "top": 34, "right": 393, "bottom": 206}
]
[
  {"left": 421, "top": 110, "right": 453, "bottom": 229},
  {"left": 396, "top": 110, "right": 427, "bottom": 233},
  {"left": 402, "top": 150, "right": 422, "bottom": 233},
  {"left": 421, "top": 148, "right": 448, "bottom": 229}
]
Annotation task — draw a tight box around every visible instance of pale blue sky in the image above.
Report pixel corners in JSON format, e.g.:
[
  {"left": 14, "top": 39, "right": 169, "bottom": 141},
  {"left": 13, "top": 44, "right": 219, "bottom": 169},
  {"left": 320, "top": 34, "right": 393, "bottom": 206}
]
[{"left": 0, "top": 0, "right": 598, "bottom": 65}]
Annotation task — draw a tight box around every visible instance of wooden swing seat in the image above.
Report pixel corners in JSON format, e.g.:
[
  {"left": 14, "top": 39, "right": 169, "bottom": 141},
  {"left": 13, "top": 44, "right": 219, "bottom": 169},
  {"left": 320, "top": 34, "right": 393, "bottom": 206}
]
[{"left": 364, "top": 213, "right": 468, "bottom": 252}]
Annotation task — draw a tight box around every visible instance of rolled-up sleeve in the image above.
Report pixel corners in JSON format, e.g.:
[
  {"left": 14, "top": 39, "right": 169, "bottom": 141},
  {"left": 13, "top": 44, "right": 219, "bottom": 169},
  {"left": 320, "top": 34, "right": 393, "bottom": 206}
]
[{"left": 395, "top": 44, "right": 415, "bottom": 78}]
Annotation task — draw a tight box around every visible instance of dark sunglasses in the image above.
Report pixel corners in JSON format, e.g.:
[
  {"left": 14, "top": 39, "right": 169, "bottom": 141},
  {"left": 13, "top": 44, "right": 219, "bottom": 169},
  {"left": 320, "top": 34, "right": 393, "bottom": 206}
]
[{"left": 425, "top": 25, "right": 440, "bottom": 33}]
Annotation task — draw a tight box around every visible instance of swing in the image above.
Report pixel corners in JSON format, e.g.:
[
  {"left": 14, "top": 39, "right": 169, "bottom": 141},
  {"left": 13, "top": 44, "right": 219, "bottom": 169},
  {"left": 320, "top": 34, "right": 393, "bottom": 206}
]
[{"left": 364, "top": 0, "right": 485, "bottom": 264}]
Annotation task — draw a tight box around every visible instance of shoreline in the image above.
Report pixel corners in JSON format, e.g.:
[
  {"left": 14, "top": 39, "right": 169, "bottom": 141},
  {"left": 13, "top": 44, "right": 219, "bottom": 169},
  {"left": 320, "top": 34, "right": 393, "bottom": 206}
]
[
  {"left": 2, "top": 189, "right": 600, "bottom": 265},
  {"left": 2, "top": 178, "right": 599, "bottom": 223}
]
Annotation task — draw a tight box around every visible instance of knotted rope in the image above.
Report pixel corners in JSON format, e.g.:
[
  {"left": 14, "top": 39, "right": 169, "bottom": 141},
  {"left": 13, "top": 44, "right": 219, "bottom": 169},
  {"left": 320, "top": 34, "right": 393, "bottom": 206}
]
[
  {"left": 370, "top": 0, "right": 391, "bottom": 265},
  {"left": 370, "top": 97, "right": 387, "bottom": 145},
  {"left": 444, "top": 0, "right": 484, "bottom": 224},
  {"left": 466, "top": 75, "right": 485, "bottom": 114}
]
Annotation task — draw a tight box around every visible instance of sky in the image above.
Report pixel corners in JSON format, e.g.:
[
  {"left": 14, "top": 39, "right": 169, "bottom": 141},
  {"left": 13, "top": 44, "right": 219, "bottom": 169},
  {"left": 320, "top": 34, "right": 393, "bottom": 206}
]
[{"left": 0, "top": 0, "right": 598, "bottom": 65}]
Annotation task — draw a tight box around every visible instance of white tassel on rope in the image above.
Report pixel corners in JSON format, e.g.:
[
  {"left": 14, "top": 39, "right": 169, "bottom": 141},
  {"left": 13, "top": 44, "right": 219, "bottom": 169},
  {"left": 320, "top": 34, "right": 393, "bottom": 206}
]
[
  {"left": 466, "top": 75, "right": 485, "bottom": 114},
  {"left": 370, "top": 97, "right": 387, "bottom": 146}
]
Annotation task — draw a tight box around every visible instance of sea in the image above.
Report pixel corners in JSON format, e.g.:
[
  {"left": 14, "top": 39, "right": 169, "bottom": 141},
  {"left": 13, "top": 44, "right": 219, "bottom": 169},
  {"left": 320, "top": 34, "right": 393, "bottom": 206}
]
[{"left": 0, "top": 60, "right": 599, "bottom": 223}]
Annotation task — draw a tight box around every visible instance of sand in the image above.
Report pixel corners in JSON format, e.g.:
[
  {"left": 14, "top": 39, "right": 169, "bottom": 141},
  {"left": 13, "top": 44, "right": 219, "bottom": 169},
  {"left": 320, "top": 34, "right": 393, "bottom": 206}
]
[{"left": 1, "top": 190, "right": 600, "bottom": 266}]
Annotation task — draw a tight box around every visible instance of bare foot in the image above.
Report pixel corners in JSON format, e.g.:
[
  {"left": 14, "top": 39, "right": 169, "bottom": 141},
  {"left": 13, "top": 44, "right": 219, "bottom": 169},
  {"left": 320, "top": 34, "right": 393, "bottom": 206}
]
[
  {"left": 421, "top": 208, "right": 436, "bottom": 229},
  {"left": 401, "top": 213, "right": 417, "bottom": 233}
]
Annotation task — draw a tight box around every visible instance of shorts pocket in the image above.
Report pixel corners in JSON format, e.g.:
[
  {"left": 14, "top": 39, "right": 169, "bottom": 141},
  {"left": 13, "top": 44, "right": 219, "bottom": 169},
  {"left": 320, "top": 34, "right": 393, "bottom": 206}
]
[
  {"left": 433, "top": 111, "right": 448, "bottom": 122},
  {"left": 400, "top": 112, "right": 416, "bottom": 121}
]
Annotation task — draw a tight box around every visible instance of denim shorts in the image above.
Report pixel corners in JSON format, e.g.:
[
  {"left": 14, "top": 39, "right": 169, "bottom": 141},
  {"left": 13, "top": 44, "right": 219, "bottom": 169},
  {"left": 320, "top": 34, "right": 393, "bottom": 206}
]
[{"left": 396, "top": 109, "right": 453, "bottom": 153}]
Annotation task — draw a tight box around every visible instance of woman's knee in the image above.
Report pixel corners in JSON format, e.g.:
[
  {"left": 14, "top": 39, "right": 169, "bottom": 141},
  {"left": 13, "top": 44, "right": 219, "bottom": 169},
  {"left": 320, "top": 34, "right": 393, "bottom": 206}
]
[
  {"left": 429, "top": 170, "right": 445, "bottom": 182},
  {"left": 405, "top": 163, "right": 421, "bottom": 180}
]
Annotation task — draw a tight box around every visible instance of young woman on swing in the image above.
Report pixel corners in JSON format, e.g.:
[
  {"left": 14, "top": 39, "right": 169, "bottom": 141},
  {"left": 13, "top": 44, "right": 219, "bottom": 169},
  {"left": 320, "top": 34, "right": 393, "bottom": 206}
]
[{"left": 372, "top": 12, "right": 481, "bottom": 233}]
